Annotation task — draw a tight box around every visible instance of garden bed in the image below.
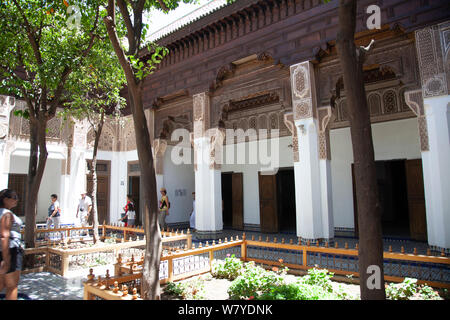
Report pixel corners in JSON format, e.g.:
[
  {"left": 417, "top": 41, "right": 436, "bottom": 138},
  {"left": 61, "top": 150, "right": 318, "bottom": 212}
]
[{"left": 161, "top": 255, "right": 444, "bottom": 300}]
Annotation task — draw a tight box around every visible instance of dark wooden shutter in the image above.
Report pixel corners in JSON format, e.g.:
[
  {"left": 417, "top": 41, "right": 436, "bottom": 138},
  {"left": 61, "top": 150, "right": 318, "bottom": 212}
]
[
  {"left": 258, "top": 173, "right": 278, "bottom": 233},
  {"left": 232, "top": 172, "right": 244, "bottom": 230},
  {"left": 7, "top": 174, "right": 27, "bottom": 216},
  {"left": 405, "top": 159, "right": 427, "bottom": 241}
]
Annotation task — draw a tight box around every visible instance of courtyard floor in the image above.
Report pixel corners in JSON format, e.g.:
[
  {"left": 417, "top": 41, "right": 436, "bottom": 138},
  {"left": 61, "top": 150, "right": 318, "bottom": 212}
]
[{"left": 13, "top": 229, "right": 437, "bottom": 300}]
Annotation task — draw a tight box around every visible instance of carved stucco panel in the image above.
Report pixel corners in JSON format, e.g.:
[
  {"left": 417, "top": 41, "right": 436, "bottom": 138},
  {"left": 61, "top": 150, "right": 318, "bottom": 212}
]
[
  {"left": 0, "top": 95, "right": 14, "bottom": 140},
  {"left": 290, "top": 61, "right": 316, "bottom": 121},
  {"left": 283, "top": 112, "right": 299, "bottom": 163},
  {"left": 404, "top": 89, "right": 429, "bottom": 152},
  {"left": 152, "top": 138, "right": 168, "bottom": 175},
  {"left": 415, "top": 25, "right": 449, "bottom": 98},
  {"left": 317, "top": 106, "right": 333, "bottom": 160},
  {"left": 193, "top": 92, "right": 210, "bottom": 140}
]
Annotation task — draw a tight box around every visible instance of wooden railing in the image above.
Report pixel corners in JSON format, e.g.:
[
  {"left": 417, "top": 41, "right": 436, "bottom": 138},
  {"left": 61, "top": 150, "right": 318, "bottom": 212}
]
[
  {"left": 84, "top": 233, "right": 450, "bottom": 299},
  {"left": 22, "top": 224, "right": 192, "bottom": 246},
  {"left": 23, "top": 227, "right": 192, "bottom": 277}
]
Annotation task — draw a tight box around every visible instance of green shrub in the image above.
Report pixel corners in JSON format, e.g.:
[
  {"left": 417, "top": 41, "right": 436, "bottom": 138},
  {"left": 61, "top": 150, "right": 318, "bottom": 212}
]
[
  {"left": 164, "top": 281, "right": 185, "bottom": 297},
  {"left": 211, "top": 254, "right": 244, "bottom": 280},
  {"left": 299, "top": 268, "right": 334, "bottom": 293},
  {"left": 164, "top": 279, "right": 205, "bottom": 300},
  {"left": 386, "top": 278, "right": 442, "bottom": 300},
  {"left": 227, "top": 262, "right": 284, "bottom": 300}
]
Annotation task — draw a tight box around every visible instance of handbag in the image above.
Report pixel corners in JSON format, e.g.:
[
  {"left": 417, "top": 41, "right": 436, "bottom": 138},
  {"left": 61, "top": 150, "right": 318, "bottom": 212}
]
[{"left": 120, "top": 213, "right": 128, "bottom": 223}]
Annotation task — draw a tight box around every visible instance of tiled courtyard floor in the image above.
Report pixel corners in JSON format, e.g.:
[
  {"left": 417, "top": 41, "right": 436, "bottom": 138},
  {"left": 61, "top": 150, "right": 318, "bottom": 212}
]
[{"left": 12, "top": 230, "right": 443, "bottom": 300}]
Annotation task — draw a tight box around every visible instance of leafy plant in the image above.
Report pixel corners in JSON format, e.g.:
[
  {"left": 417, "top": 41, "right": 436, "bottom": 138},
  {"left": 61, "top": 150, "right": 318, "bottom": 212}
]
[
  {"left": 386, "top": 278, "right": 442, "bottom": 300},
  {"left": 211, "top": 254, "right": 244, "bottom": 280},
  {"left": 227, "top": 262, "right": 284, "bottom": 300},
  {"left": 299, "top": 268, "right": 334, "bottom": 293},
  {"left": 164, "top": 278, "right": 205, "bottom": 300}
]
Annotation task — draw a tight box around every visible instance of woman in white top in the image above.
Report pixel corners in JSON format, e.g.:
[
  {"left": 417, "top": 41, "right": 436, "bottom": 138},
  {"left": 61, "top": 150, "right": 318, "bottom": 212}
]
[{"left": 0, "top": 189, "right": 23, "bottom": 300}]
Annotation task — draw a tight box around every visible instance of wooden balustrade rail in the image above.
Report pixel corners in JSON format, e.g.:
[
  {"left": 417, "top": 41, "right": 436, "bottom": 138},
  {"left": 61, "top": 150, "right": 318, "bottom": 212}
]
[{"left": 84, "top": 234, "right": 450, "bottom": 299}]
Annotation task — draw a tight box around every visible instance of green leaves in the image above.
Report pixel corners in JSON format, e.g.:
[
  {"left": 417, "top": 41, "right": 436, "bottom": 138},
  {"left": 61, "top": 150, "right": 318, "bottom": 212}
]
[
  {"left": 126, "top": 43, "right": 169, "bottom": 81},
  {"left": 13, "top": 109, "right": 30, "bottom": 120}
]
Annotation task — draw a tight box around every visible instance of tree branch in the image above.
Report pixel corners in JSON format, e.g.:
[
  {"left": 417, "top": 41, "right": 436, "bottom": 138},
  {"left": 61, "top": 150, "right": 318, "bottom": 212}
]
[
  {"left": 104, "top": 2, "right": 138, "bottom": 89},
  {"left": 12, "top": 0, "right": 43, "bottom": 65},
  {"left": 117, "top": 0, "right": 136, "bottom": 55}
]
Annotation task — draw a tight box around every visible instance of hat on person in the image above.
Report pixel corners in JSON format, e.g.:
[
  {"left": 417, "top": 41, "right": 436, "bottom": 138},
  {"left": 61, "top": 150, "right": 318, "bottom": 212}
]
[
  {"left": 160, "top": 188, "right": 166, "bottom": 192},
  {"left": 80, "top": 190, "right": 87, "bottom": 195}
]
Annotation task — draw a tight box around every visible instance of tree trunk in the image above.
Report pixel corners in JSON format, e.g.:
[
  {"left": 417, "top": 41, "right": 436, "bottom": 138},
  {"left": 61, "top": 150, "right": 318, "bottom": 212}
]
[
  {"left": 24, "top": 114, "right": 48, "bottom": 251},
  {"left": 335, "top": 0, "right": 385, "bottom": 300},
  {"left": 129, "top": 86, "right": 162, "bottom": 300},
  {"left": 91, "top": 112, "right": 104, "bottom": 244},
  {"left": 104, "top": 4, "right": 162, "bottom": 299}
]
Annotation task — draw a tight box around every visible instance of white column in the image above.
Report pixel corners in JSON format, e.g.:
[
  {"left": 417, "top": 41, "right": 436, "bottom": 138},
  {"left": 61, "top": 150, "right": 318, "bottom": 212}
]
[
  {"left": 413, "top": 23, "right": 450, "bottom": 251},
  {"left": 152, "top": 138, "right": 167, "bottom": 200},
  {"left": 318, "top": 106, "right": 334, "bottom": 240},
  {"left": 192, "top": 92, "right": 223, "bottom": 239},
  {"left": 0, "top": 95, "right": 15, "bottom": 190},
  {"left": 422, "top": 96, "right": 450, "bottom": 249},
  {"left": 289, "top": 61, "right": 333, "bottom": 243},
  {"left": 65, "top": 119, "right": 89, "bottom": 226}
]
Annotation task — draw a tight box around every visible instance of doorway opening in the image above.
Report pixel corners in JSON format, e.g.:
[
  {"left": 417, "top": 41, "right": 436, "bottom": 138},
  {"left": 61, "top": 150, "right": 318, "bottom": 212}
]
[
  {"left": 128, "top": 176, "right": 140, "bottom": 226},
  {"left": 276, "top": 168, "right": 296, "bottom": 233},
  {"left": 352, "top": 159, "right": 427, "bottom": 241},
  {"left": 377, "top": 160, "right": 410, "bottom": 237}
]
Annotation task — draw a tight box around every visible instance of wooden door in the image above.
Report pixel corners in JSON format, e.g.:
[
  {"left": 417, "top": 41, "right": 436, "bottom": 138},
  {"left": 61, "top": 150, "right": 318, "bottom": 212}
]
[
  {"left": 7, "top": 174, "right": 27, "bottom": 217},
  {"left": 232, "top": 173, "right": 244, "bottom": 230},
  {"left": 405, "top": 159, "right": 427, "bottom": 241},
  {"left": 129, "top": 176, "right": 140, "bottom": 225},
  {"left": 258, "top": 173, "right": 278, "bottom": 233},
  {"left": 87, "top": 175, "right": 110, "bottom": 225},
  {"left": 351, "top": 164, "right": 358, "bottom": 234}
]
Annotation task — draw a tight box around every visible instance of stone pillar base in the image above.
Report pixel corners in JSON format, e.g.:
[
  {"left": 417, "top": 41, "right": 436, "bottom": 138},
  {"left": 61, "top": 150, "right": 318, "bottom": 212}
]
[
  {"left": 298, "top": 237, "right": 335, "bottom": 246},
  {"left": 195, "top": 230, "right": 224, "bottom": 240}
]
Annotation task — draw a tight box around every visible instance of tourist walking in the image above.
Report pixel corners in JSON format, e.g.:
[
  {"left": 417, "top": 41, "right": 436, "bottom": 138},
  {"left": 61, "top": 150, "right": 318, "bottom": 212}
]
[
  {"left": 0, "top": 189, "right": 24, "bottom": 300},
  {"left": 76, "top": 191, "right": 92, "bottom": 228},
  {"left": 190, "top": 192, "right": 196, "bottom": 231},
  {"left": 122, "top": 195, "right": 136, "bottom": 227},
  {"left": 46, "top": 194, "right": 61, "bottom": 229},
  {"left": 158, "top": 188, "right": 170, "bottom": 231}
]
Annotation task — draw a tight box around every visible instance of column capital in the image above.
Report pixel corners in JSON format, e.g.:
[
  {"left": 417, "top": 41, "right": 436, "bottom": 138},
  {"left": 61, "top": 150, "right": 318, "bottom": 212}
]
[
  {"left": 415, "top": 22, "right": 450, "bottom": 99},
  {"left": 290, "top": 61, "right": 317, "bottom": 121},
  {"left": 317, "top": 106, "right": 333, "bottom": 160}
]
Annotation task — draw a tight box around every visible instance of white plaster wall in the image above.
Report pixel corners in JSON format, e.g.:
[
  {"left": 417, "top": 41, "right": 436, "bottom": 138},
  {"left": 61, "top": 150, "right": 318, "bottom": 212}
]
[
  {"left": 9, "top": 155, "right": 61, "bottom": 223},
  {"left": 221, "top": 135, "right": 294, "bottom": 226},
  {"left": 93, "top": 150, "right": 137, "bottom": 224},
  {"left": 330, "top": 118, "right": 422, "bottom": 229},
  {"left": 163, "top": 145, "right": 195, "bottom": 224}
]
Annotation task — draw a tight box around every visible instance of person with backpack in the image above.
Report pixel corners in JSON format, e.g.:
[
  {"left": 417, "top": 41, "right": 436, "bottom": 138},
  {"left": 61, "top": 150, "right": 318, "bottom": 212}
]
[{"left": 158, "top": 188, "right": 170, "bottom": 231}]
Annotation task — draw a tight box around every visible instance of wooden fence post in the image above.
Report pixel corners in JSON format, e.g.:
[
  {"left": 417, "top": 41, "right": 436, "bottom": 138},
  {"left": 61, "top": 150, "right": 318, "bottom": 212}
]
[
  {"left": 302, "top": 247, "right": 307, "bottom": 266},
  {"left": 187, "top": 233, "right": 192, "bottom": 249},
  {"left": 209, "top": 250, "right": 214, "bottom": 271},
  {"left": 62, "top": 252, "right": 69, "bottom": 277},
  {"left": 168, "top": 256, "right": 173, "bottom": 282},
  {"left": 241, "top": 234, "right": 247, "bottom": 262}
]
